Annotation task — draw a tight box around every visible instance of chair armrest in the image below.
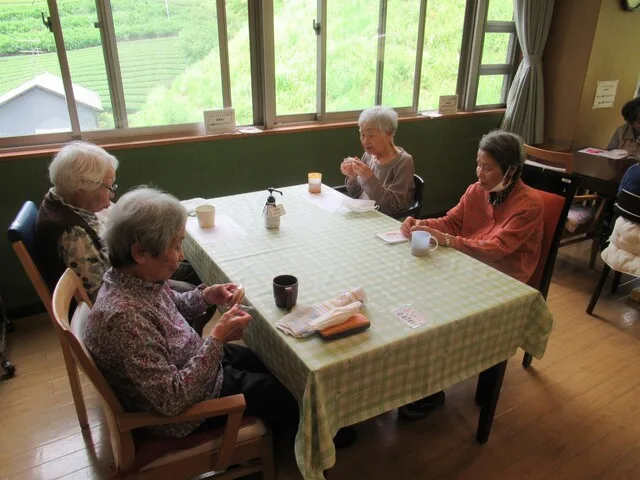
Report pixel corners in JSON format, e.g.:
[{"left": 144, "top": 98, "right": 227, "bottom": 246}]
[
  {"left": 117, "top": 394, "right": 246, "bottom": 432},
  {"left": 573, "top": 194, "right": 600, "bottom": 202}
]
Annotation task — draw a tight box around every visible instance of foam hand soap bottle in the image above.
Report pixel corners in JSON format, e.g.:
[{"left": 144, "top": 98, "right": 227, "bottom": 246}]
[{"left": 263, "top": 187, "right": 284, "bottom": 229}]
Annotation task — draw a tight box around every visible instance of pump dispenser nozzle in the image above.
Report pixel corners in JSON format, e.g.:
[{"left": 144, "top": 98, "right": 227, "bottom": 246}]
[{"left": 266, "top": 187, "right": 283, "bottom": 204}]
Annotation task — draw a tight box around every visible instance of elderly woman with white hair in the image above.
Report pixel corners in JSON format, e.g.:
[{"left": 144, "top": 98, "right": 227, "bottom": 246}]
[
  {"left": 84, "top": 187, "right": 298, "bottom": 438},
  {"left": 340, "top": 106, "right": 415, "bottom": 216},
  {"left": 36, "top": 141, "right": 118, "bottom": 298}
]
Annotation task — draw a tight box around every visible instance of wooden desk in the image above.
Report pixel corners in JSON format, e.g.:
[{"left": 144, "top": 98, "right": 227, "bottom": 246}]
[{"left": 573, "top": 151, "right": 638, "bottom": 196}]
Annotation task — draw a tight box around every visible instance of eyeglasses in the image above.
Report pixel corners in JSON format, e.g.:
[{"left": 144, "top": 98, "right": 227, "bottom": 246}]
[{"left": 100, "top": 183, "right": 118, "bottom": 194}]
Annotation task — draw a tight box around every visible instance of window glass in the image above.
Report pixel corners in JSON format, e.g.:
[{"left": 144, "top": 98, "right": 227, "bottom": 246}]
[
  {"left": 325, "top": 1, "right": 377, "bottom": 112},
  {"left": 274, "top": 0, "right": 316, "bottom": 116},
  {"left": 0, "top": 1, "right": 74, "bottom": 137},
  {"left": 418, "top": 0, "right": 466, "bottom": 111},
  {"left": 382, "top": 0, "right": 421, "bottom": 107},
  {"left": 481, "top": 32, "right": 512, "bottom": 65},
  {"left": 110, "top": 0, "right": 224, "bottom": 127},
  {"left": 58, "top": 0, "right": 114, "bottom": 131},
  {"left": 487, "top": 0, "right": 513, "bottom": 21},
  {"left": 476, "top": 74, "right": 507, "bottom": 105},
  {"left": 226, "top": 0, "right": 253, "bottom": 126}
]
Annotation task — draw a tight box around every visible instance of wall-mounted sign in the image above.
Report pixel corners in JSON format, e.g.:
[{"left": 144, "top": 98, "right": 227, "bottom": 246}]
[{"left": 592, "top": 80, "right": 618, "bottom": 109}]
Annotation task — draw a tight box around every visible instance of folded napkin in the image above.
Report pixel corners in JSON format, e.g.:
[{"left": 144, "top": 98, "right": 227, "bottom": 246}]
[
  {"left": 276, "top": 287, "right": 368, "bottom": 338},
  {"left": 342, "top": 198, "right": 378, "bottom": 213}
]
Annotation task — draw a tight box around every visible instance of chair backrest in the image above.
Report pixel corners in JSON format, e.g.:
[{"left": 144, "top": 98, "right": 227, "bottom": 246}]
[
  {"left": 522, "top": 164, "right": 579, "bottom": 298},
  {"left": 524, "top": 144, "right": 574, "bottom": 174},
  {"left": 334, "top": 174, "right": 424, "bottom": 219},
  {"left": 392, "top": 174, "right": 424, "bottom": 220},
  {"left": 7, "top": 201, "right": 53, "bottom": 318},
  {"left": 51, "top": 269, "right": 132, "bottom": 468}
]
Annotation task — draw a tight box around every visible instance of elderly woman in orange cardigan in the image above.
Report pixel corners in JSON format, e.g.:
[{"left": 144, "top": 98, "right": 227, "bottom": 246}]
[
  {"left": 402, "top": 129, "right": 543, "bottom": 284},
  {"left": 397, "top": 130, "right": 544, "bottom": 420}
]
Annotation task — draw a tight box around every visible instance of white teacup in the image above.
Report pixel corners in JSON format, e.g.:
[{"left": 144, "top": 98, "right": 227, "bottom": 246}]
[
  {"left": 411, "top": 231, "right": 438, "bottom": 256},
  {"left": 195, "top": 204, "right": 215, "bottom": 228}
]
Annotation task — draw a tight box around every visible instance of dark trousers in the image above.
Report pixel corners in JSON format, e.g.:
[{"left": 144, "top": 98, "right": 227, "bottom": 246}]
[
  {"left": 219, "top": 344, "right": 299, "bottom": 431},
  {"left": 198, "top": 344, "right": 299, "bottom": 434},
  {"left": 168, "top": 261, "right": 202, "bottom": 292}
]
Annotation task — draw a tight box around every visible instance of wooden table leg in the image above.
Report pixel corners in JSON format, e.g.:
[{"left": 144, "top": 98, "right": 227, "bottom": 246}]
[{"left": 476, "top": 360, "right": 507, "bottom": 444}]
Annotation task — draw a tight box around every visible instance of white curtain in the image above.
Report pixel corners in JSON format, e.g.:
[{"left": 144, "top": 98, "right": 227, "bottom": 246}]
[{"left": 501, "top": 0, "right": 555, "bottom": 144}]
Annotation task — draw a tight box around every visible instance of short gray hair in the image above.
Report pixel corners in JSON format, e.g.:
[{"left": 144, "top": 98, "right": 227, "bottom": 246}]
[
  {"left": 49, "top": 141, "right": 119, "bottom": 199},
  {"left": 103, "top": 187, "right": 187, "bottom": 268},
  {"left": 358, "top": 106, "right": 398, "bottom": 136},
  {"left": 478, "top": 130, "right": 525, "bottom": 175}
]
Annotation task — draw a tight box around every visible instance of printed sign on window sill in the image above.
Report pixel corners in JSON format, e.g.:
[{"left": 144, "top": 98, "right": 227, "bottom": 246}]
[
  {"left": 438, "top": 95, "right": 459, "bottom": 115},
  {"left": 203, "top": 108, "right": 236, "bottom": 135}
]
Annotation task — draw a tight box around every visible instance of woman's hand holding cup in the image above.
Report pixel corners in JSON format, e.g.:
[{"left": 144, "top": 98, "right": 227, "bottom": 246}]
[{"left": 211, "top": 304, "right": 252, "bottom": 343}]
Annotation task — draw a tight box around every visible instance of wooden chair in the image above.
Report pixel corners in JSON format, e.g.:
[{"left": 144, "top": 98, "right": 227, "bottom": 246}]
[
  {"left": 7, "top": 201, "right": 89, "bottom": 428},
  {"left": 521, "top": 164, "right": 579, "bottom": 367},
  {"left": 524, "top": 144, "right": 610, "bottom": 269},
  {"left": 334, "top": 173, "right": 424, "bottom": 219},
  {"left": 52, "top": 268, "right": 275, "bottom": 479}
]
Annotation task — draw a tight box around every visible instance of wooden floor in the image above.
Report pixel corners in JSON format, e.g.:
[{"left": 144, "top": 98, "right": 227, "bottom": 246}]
[{"left": 2, "top": 244, "right": 640, "bottom": 480}]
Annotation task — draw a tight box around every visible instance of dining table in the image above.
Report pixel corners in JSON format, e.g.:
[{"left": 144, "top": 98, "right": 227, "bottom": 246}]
[{"left": 181, "top": 184, "right": 554, "bottom": 480}]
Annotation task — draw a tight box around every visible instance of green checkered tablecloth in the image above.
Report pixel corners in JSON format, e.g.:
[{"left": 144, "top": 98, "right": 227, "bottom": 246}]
[{"left": 182, "top": 184, "right": 554, "bottom": 480}]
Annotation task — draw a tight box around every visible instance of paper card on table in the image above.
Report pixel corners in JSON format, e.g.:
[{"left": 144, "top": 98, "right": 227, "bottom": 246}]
[
  {"left": 375, "top": 230, "right": 409, "bottom": 244},
  {"left": 186, "top": 214, "right": 247, "bottom": 245},
  {"left": 578, "top": 148, "right": 629, "bottom": 160},
  {"left": 392, "top": 304, "right": 431, "bottom": 328}
]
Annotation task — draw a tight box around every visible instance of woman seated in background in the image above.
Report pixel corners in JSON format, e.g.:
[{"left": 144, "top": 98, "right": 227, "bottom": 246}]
[
  {"left": 397, "top": 130, "right": 543, "bottom": 420},
  {"left": 36, "top": 141, "right": 118, "bottom": 299},
  {"left": 402, "top": 129, "right": 543, "bottom": 284},
  {"left": 36, "top": 141, "right": 200, "bottom": 303},
  {"left": 84, "top": 187, "right": 297, "bottom": 438},
  {"left": 607, "top": 97, "right": 640, "bottom": 156},
  {"left": 340, "top": 106, "right": 415, "bottom": 216},
  {"left": 601, "top": 163, "right": 640, "bottom": 303}
]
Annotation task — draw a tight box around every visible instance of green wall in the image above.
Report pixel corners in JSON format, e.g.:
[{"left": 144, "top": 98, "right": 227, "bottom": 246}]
[{"left": 1, "top": 113, "right": 502, "bottom": 312}]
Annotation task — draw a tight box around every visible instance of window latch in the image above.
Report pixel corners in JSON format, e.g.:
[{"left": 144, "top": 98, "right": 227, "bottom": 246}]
[
  {"left": 312, "top": 19, "right": 321, "bottom": 35},
  {"left": 41, "top": 12, "right": 52, "bottom": 32}
]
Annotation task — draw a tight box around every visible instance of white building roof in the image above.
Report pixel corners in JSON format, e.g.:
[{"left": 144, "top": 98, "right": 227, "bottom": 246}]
[{"left": 0, "top": 72, "right": 103, "bottom": 111}]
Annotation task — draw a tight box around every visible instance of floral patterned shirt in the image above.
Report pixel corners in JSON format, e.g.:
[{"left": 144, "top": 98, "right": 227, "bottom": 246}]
[
  {"left": 84, "top": 268, "right": 224, "bottom": 437},
  {"left": 49, "top": 189, "right": 110, "bottom": 299}
]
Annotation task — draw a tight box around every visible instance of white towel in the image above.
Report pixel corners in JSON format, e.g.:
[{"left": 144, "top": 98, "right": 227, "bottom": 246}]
[{"left": 276, "top": 288, "right": 367, "bottom": 337}]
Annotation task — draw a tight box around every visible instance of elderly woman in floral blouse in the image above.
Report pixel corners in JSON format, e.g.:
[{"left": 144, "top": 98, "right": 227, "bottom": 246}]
[{"left": 84, "top": 187, "right": 297, "bottom": 438}]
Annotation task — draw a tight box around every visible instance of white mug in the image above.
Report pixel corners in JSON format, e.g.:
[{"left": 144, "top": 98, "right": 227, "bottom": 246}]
[
  {"left": 195, "top": 204, "right": 215, "bottom": 228},
  {"left": 411, "top": 231, "right": 438, "bottom": 256}
]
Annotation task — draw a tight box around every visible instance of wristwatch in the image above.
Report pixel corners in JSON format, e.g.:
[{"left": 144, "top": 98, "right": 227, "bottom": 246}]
[{"left": 444, "top": 234, "right": 451, "bottom": 247}]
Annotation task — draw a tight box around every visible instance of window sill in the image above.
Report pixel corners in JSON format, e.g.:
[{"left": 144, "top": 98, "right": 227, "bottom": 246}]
[{"left": 0, "top": 109, "right": 504, "bottom": 161}]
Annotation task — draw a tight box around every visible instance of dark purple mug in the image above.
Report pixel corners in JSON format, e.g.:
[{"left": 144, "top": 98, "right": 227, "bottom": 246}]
[{"left": 273, "top": 275, "right": 298, "bottom": 310}]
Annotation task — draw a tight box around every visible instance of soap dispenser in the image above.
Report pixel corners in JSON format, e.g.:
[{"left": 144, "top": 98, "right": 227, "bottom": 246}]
[{"left": 263, "top": 187, "right": 284, "bottom": 229}]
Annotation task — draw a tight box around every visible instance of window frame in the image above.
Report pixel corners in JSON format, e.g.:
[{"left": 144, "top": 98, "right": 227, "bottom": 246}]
[{"left": 0, "top": 0, "right": 519, "bottom": 150}]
